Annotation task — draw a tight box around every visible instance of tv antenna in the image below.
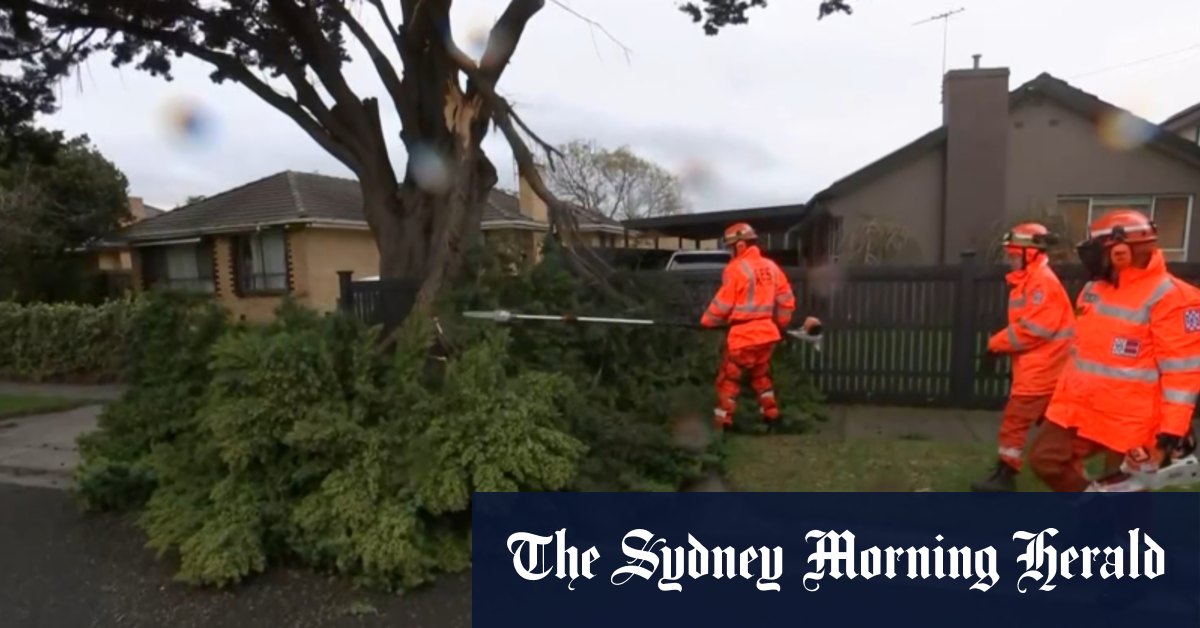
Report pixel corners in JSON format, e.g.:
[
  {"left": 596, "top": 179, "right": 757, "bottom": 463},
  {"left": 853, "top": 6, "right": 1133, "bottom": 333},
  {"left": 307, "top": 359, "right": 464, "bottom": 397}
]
[{"left": 914, "top": 8, "right": 966, "bottom": 77}]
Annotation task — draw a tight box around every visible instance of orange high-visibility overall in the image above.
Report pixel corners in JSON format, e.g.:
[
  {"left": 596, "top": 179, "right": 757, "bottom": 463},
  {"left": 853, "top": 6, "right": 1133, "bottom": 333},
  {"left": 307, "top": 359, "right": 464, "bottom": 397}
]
[
  {"left": 986, "top": 256, "right": 1074, "bottom": 470},
  {"left": 1032, "top": 251, "right": 1200, "bottom": 491},
  {"left": 700, "top": 245, "right": 796, "bottom": 428}
]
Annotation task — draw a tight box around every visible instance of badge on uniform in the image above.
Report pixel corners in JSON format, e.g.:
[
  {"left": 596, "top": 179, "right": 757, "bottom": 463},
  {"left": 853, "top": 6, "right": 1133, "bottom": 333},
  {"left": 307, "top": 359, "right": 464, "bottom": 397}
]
[
  {"left": 1112, "top": 337, "right": 1141, "bottom": 358},
  {"left": 1185, "top": 308, "right": 1200, "bottom": 333},
  {"left": 1032, "top": 289, "right": 1044, "bottom": 306}
]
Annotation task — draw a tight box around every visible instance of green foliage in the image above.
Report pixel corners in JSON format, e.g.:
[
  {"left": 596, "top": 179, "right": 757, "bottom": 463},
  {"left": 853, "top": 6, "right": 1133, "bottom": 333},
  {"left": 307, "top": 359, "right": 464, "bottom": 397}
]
[
  {"left": 75, "top": 242, "right": 826, "bottom": 591},
  {"left": 0, "top": 125, "right": 130, "bottom": 302},
  {"left": 78, "top": 298, "right": 585, "bottom": 590},
  {"left": 450, "top": 237, "right": 826, "bottom": 490},
  {"left": 0, "top": 298, "right": 141, "bottom": 382}
]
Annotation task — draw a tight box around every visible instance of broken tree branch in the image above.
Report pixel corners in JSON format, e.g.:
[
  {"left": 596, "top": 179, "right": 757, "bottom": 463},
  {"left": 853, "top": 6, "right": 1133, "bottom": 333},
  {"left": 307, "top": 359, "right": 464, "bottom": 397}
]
[{"left": 549, "top": 0, "right": 632, "bottom": 64}]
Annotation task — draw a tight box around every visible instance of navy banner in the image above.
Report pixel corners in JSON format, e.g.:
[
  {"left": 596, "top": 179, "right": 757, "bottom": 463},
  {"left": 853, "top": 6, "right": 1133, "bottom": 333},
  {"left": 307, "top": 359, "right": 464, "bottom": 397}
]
[{"left": 473, "top": 493, "right": 1200, "bottom": 628}]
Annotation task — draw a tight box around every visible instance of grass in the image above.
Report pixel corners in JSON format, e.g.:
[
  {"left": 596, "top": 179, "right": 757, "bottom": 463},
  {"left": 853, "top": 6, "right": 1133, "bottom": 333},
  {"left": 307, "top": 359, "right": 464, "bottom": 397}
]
[
  {"left": 0, "top": 394, "right": 94, "bottom": 420},
  {"left": 725, "top": 434, "right": 1100, "bottom": 492}
]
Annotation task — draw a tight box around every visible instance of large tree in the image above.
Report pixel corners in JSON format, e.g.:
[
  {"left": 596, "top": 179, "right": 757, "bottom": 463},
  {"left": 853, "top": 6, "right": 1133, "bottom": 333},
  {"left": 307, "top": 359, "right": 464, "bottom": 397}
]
[
  {"left": 3, "top": 0, "right": 851, "bottom": 306},
  {"left": 0, "top": 125, "right": 130, "bottom": 301},
  {"left": 548, "top": 139, "right": 685, "bottom": 221}
]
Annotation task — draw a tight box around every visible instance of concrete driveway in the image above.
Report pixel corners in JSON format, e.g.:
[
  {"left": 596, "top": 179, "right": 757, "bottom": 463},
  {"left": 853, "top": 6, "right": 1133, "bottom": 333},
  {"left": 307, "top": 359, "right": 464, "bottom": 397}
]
[{"left": 0, "top": 404, "right": 100, "bottom": 489}]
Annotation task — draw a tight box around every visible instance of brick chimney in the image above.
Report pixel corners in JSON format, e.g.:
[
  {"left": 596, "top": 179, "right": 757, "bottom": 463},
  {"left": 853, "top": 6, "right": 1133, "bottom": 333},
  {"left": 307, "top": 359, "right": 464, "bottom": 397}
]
[
  {"left": 517, "top": 165, "right": 549, "bottom": 224},
  {"left": 127, "top": 196, "right": 146, "bottom": 224},
  {"left": 941, "top": 56, "right": 1010, "bottom": 262}
]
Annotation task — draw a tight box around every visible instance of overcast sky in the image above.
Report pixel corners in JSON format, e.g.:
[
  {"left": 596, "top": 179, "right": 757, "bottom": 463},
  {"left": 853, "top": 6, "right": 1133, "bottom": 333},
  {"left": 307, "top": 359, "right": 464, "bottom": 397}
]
[{"left": 39, "top": 0, "right": 1200, "bottom": 212}]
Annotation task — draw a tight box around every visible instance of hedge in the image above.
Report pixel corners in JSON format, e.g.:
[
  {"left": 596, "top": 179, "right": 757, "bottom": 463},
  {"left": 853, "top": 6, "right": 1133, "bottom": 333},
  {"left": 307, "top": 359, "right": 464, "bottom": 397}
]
[{"left": 0, "top": 299, "right": 142, "bottom": 382}]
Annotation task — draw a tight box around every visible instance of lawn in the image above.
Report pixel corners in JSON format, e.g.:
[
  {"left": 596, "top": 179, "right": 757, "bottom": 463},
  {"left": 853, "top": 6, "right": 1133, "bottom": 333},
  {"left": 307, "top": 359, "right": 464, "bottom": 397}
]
[
  {"left": 0, "top": 394, "right": 93, "bottom": 420},
  {"left": 723, "top": 433, "right": 1192, "bottom": 492}
]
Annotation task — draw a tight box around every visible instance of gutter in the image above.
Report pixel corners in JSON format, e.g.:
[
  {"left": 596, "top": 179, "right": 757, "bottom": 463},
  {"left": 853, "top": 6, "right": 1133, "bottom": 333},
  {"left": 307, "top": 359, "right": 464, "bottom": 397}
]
[{"left": 123, "top": 218, "right": 370, "bottom": 245}]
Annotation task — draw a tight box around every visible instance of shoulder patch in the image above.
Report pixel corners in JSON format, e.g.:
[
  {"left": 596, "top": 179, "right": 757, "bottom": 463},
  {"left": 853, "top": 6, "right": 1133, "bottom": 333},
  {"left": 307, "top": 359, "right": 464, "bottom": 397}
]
[
  {"left": 1185, "top": 308, "right": 1200, "bottom": 333},
  {"left": 1031, "top": 288, "right": 1044, "bottom": 306}
]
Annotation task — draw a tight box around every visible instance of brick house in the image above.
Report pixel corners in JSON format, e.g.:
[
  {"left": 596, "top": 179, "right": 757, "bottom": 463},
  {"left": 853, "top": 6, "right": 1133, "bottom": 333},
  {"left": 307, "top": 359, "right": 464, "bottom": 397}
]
[
  {"left": 102, "top": 170, "right": 622, "bottom": 320},
  {"left": 631, "top": 60, "right": 1200, "bottom": 266},
  {"left": 807, "top": 60, "right": 1200, "bottom": 263}
]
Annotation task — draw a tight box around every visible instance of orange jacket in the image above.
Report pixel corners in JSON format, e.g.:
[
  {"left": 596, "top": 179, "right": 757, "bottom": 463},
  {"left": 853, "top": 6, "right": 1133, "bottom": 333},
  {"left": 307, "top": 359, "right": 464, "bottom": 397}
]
[
  {"left": 986, "top": 256, "right": 1074, "bottom": 396},
  {"left": 1045, "top": 250, "right": 1200, "bottom": 453},
  {"left": 700, "top": 246, "right": 796, "bottom": 350}
]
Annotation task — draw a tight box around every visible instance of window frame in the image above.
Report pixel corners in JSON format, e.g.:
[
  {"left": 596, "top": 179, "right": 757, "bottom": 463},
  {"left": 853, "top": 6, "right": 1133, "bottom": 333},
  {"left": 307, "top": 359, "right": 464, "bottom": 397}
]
[
  {"left": 1057, "top": 194, "right": 1193, "bottom": 261},
  {"left": 141, "top": 240, "right": 216, "bottom": 294},
  {"left": 233, "top": 229, "right": 290, "bottom": 296}
]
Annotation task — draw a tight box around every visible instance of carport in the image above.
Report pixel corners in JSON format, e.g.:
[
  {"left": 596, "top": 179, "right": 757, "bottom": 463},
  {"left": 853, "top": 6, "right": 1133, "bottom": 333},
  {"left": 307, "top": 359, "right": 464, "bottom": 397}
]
[{"left": 621, "top": 203, "right": 812, "bottom": 250}]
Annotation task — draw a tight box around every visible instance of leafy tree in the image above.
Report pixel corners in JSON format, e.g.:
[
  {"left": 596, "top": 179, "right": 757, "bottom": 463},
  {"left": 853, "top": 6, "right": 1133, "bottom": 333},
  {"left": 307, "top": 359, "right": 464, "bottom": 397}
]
[
  {"left": 180, "top": 194, "right": 205, "bottom": 207},
  {"left": 0, "top": 125, "right": 129, "bottom": 301},
  {"left": 3, "top": 0, "right": 852, "bottom": 308},
  {"left": 547, "top": 139, "right": 686, "bottom": 221},
  {"left": 681, "top": 0, "right": 852, "bottom": 34}
]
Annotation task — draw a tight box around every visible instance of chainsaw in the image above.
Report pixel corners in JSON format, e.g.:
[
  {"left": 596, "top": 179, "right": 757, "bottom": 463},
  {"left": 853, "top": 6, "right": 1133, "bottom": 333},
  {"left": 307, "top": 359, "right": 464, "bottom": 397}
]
[{"left": 1085, "top": 437, "right": 1200, "bottom": 492}]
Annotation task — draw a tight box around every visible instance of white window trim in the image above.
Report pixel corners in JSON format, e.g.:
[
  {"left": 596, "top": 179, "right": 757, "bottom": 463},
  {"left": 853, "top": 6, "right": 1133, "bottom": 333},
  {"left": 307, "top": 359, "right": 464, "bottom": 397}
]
[{"left": 1059, "top": 194, "right": 1193, "bottom": 260}]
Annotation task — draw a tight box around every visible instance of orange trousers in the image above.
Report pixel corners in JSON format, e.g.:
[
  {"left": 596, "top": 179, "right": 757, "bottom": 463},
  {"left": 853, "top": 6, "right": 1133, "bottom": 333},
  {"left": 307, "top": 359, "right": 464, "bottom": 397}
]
[
  {"left": 714, "top": 342, "right": 779, "bottom": 428},
  {"left": 996, "top": 395, "right": 1052, "bottom": 471},
  {"left": 1028, "top": 421, "right": 1123, "bottom": 492}
]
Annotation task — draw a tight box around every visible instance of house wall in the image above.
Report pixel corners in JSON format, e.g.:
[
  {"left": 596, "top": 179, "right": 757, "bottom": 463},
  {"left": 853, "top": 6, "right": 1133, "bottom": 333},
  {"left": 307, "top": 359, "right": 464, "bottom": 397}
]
[
  {"left": 823, "top": 146, "right": 946, "bottom": 263},
  {"left": 212, "top": 235, "right": 283, "bottom": 322},
  {"left": 1006, "top": 97, "right": 1200, "bottom": 259},
  {"left": 290, "top": 227, "right": 380, "bottom": 312}
]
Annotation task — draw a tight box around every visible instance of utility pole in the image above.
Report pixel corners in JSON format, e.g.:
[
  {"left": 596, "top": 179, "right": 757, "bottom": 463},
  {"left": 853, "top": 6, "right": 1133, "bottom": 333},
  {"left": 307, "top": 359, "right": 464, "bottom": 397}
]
[{"left": 914, "top": 8, "right": 966, "bottom": 78}]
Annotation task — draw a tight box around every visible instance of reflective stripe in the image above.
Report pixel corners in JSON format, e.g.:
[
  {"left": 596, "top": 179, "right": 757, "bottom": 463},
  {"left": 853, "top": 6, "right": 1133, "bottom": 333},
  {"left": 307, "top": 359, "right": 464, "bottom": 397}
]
[
  {"left": 1159, "top": 356, "right": 1200, "bottom": 372},
  {"left": 1086, "top": 277, "right": 1175, "bottom": 325},
  {"left": 1010, "top": 296, "right": 1026, "bottom": 309},
  {"left": 998, "top": 447, "right": 1023, "bottom": 459},
  {"left": 1017, "top": 318, "right": 1073, "bottom": 341},
  {"left": 710, "top": 298, "right": 733, "bottom": 314},
  {"left": 1163, "top": 388, "right": 1198, "bottom": 404},
  {"left": 1006, "top": 326, "right": 1023, "bottom": 350},
  {"left": 776, "top": 289, "right": 795, "bottom": 305},
  {"left": 1073, "top": 355, "right": 1159, "bottom": 383},
  {"left": 739, "top": 261, "right": 755, "bottom": 309},
  {"left": 713, "top": 408, "right": 728, "bottom": 418},
  {"left": 701, "top": 312, "right": 724, "bottom": 326},
  {"left": 760, "top": 390, "right": 775, "bottom": 399}
]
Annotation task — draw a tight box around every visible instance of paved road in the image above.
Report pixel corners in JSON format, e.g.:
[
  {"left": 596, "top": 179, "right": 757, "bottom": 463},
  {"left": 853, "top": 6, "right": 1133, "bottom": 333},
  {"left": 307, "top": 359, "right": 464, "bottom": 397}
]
[
  {"left": 0, "top": 404, "right": 100, "bottom": 489},
  {"left": 0, "top": 484, "right": 472, "bottom": 628}
]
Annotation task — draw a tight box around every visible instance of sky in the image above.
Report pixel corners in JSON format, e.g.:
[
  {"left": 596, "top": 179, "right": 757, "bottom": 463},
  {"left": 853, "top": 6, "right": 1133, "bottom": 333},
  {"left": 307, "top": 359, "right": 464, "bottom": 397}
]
[{"left": 37, "top": 0, "right": 1200, "bottom": 213}]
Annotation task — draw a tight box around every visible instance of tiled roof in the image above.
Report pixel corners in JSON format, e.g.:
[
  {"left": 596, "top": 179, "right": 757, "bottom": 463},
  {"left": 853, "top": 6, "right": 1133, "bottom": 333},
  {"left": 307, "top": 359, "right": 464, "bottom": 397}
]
[
  {"left": 811, "top": 72, "right": 1200, "bottom": 204},
  {"left": 117, "top": 171, "right": 618, "bottom": 242}
]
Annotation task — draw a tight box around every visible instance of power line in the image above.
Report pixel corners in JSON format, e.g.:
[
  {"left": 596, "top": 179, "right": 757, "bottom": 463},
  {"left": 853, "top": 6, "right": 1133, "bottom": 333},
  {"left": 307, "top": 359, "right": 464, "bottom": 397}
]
[
  {"left": 913, "top": 8, "right": 965, "bottom": 78},
  {"left": 1070, "top": 42, "right": 1200, "bottom": 80}
]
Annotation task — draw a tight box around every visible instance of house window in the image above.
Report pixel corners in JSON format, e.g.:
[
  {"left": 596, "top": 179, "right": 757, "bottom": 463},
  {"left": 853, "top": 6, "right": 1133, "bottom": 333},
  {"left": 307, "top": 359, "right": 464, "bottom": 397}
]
[
  {"left": 142, "top": 241, "right": 215, "bottom": 293},
  {"left": 233, "top": 230, "right": 289, "bottom": 294},
  {"left": 1057, "top": 195, "right": 1192, "bottom": 261}
]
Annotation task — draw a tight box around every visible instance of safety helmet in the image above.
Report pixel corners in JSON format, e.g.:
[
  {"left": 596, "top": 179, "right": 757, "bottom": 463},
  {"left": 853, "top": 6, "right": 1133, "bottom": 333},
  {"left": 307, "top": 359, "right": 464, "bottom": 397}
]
[
  {"left": 723, "top": 222, "right": 758, "bottom": 246},
  {"left": 1001, "top": 222, "right": 1054, "bottom": 251},
  {"left": 1076, "top": 210, "right": 1158, "bottom": 282},
  {"left": 1085, "top": 210, "right": 1157, "bottom": 246}
]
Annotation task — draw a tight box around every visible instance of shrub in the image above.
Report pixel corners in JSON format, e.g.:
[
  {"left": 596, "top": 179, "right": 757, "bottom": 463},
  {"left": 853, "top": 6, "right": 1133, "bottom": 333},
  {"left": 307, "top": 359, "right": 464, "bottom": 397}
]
[
  {"left": 77, "top": 300, "right": 585, "bottom": 589},
  {"left": 0, "top": 298, "right": 141, "bottom": 382}
]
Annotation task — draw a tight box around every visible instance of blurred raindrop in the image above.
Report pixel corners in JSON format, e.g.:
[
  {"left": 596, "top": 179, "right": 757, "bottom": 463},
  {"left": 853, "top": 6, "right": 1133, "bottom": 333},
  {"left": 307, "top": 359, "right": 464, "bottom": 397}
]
[
  {"left": 679, "top": 158, "right": 717, "bottom": 197},
  {"left": 465, "top": 21, "right": 491, "bottom": 60},
  {"left": 806, "top": 261, "right": 846, "bottom": 299},
  {"left": 161, "top": 96, "right": 217, "bottom": 148},
  {"left": 410, "top": 143, "right": 452, "bottom": 193},
  {"left": 1096, "top": 109, "right": 1155, "bottom": 151},
  {"left": 671, "top": 412, "right": 711, "bottom": 454}
]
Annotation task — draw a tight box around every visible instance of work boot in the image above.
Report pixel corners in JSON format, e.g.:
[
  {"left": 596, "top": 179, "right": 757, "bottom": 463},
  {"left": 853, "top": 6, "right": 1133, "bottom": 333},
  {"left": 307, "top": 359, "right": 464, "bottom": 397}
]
[{"left": 971, "top": 460, "right": 1017, "bottom": 492}]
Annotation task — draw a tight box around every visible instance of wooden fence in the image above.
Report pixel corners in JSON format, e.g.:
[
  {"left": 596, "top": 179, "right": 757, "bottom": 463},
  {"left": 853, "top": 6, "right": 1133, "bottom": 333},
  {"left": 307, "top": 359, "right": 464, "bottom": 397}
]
[{"left": 336, "top": 257, "right": 1200, "bottom": 410}]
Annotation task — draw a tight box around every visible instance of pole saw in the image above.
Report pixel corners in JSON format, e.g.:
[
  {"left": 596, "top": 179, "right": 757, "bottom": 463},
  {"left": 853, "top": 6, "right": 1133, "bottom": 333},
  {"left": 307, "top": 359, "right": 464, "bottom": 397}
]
[{"left": 461, "top": 310, "right": 825, "bottom": 351}]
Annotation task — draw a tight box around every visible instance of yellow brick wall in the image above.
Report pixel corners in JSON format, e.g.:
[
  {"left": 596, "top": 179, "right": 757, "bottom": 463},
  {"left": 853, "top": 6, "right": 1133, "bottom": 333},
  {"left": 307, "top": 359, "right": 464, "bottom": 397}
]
[
  {"left": 212, "top": 235, "right": 285, "bottom": 323},
  {"left": 291, "top": 226, "right": 380, "bottom": 312}
]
